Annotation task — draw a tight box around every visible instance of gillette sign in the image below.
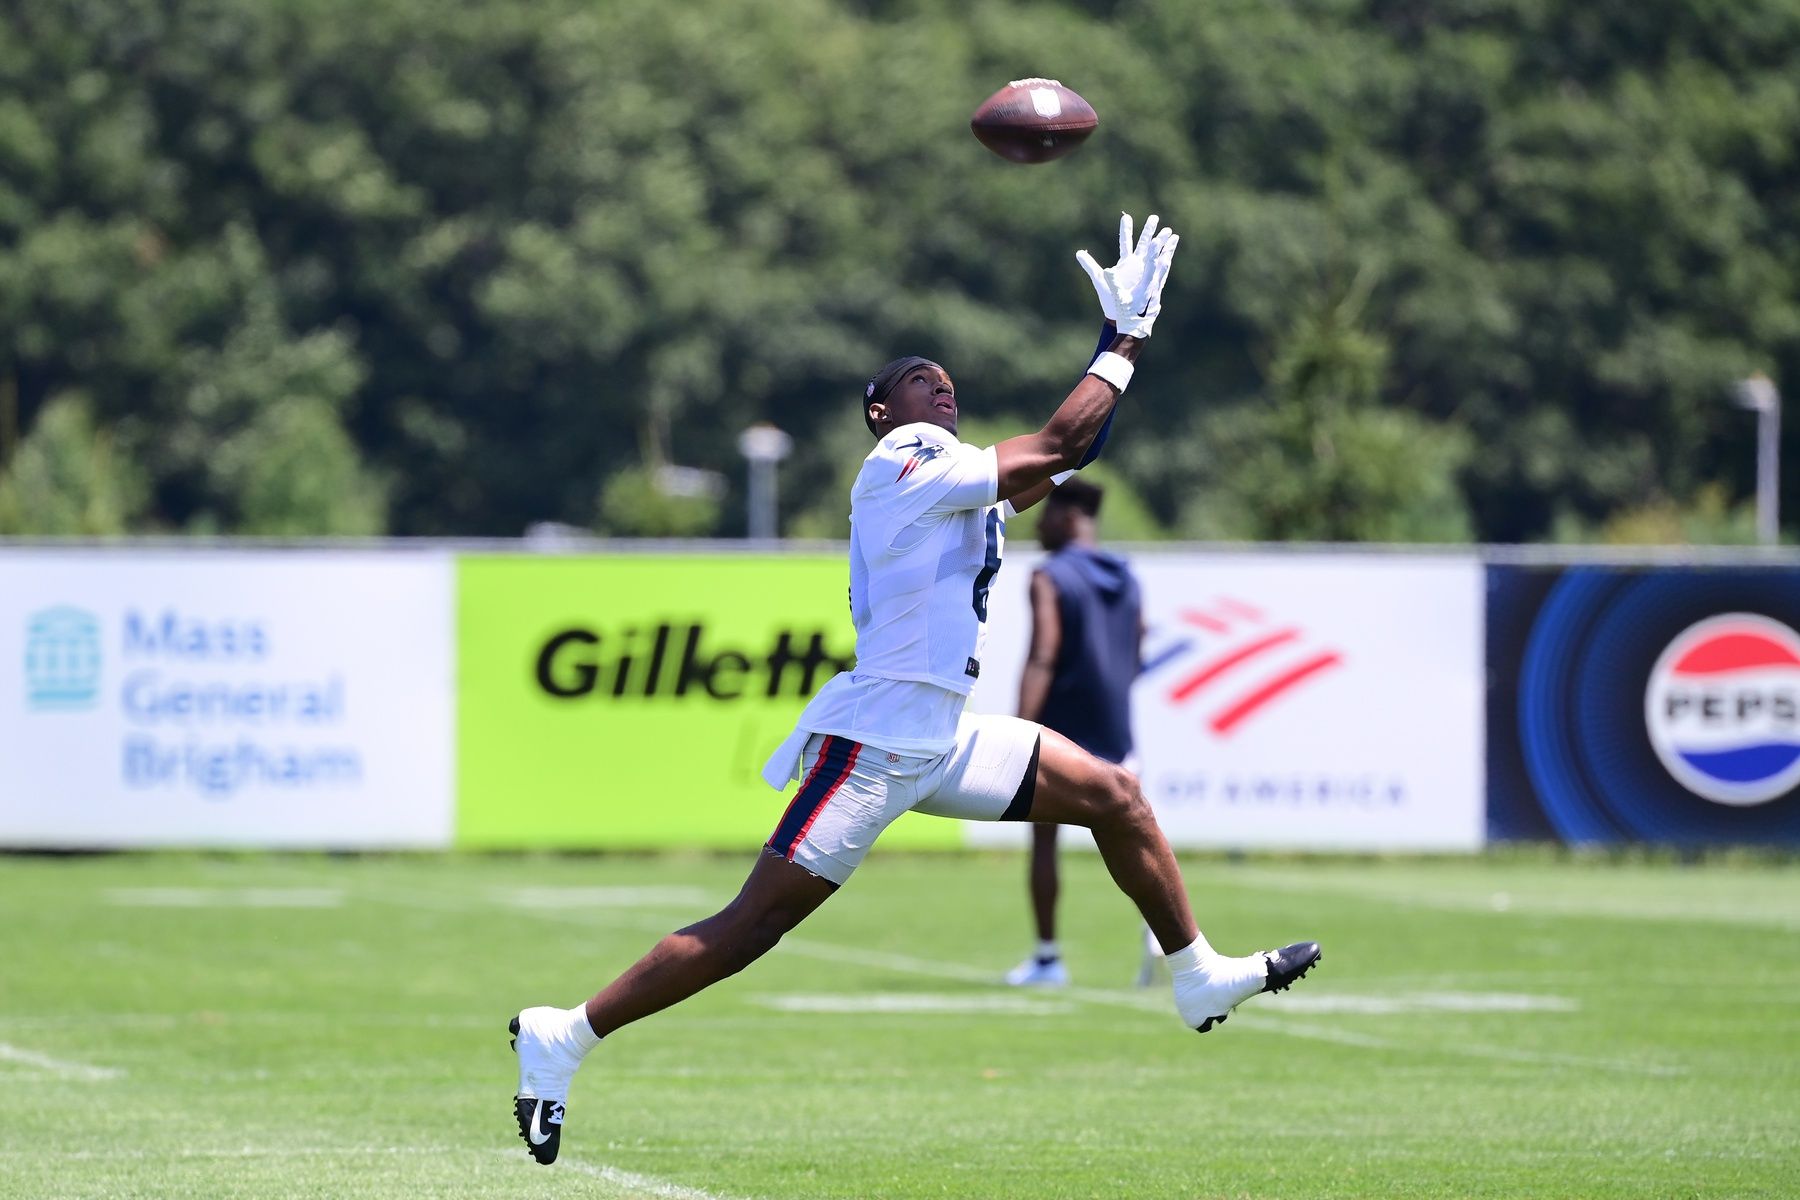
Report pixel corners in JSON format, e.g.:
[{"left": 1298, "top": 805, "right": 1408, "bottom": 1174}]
[{"left": 0, "top": 551, "right": 453, "bottom": 848}]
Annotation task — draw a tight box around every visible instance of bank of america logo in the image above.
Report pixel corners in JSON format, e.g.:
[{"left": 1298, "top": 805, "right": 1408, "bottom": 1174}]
[
  {"left": 25, "top": 606, "right": 101, "bottom": 710},
  {"left": 1142, "top": 596, "right": 1343, "bottom": 737}
]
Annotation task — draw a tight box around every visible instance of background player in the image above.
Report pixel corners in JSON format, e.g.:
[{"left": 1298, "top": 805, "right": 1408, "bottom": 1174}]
[
  {"left": 1002, "top": 479, "right": 1151, "bottom": 989},
  {"left": 506, "top": 214, "right": 1320, "bottom": 1166}
]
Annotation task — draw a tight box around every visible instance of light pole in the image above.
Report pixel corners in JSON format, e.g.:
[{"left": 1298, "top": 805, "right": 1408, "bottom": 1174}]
[
  {"left": 737, "top": 422, "right": 792, "bottom": 541},
  {"left": 1733, "top": 374, "right": 1782, "bottom": 545}
]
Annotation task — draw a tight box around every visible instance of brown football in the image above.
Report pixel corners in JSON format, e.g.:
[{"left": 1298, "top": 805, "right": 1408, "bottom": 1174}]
[{"left": 969, "top": 78, "right": 1098, "bottom": 164}]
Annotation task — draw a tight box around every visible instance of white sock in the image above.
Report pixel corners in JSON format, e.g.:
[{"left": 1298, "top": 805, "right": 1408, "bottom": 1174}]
[
  {"left": 1164, "top": 933, "right": 1217, "bottom": 975},
  {"left": 1035, "top": 940, "right": 1060, "bottom": 962},
  {"left": 555, "top": 1004, "right": 601, "bottom": 1055}
]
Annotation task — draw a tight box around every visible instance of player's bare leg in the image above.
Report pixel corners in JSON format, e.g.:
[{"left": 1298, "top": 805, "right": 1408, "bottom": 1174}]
[
  {"left": 1022, "top": 728, "right": 1320, "bottom": 1032},
  {"left": 584, "top": 850, "right": 837, "bottom": 1034},
  {"left": 1005, "top": 824, "right": 1069, "bottom": 986},
  {"left": 509, "top": 850, "right": 835, "bottom": 1164},
  {"left": 1021, "top": 730, "right": 1195, "bottom": 950}
]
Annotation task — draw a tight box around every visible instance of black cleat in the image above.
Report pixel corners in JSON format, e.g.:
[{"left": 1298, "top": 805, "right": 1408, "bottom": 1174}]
[
  {"left": 1259, "top": 942, "right": 1322, "bottom": 994},
  {"left": 513, "top": 1095, "right": 564, "bottom": 1165},
  {"left": 509, "top": 1012, "right": 574, "bottom": 1165}
]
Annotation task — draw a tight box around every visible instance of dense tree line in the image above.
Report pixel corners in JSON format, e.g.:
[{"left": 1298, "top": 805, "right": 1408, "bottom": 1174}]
[{"left": 2, "top": 0, "right": 1796, "bottom": 542}]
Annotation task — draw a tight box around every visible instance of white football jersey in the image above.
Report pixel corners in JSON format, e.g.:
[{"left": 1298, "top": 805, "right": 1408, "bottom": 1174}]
[
  {"left": 848, "top": 422, "right": 1004, "bottom": 692},
  {"left": 762, "top": 421, "right": 1005, "bottom": 781}
]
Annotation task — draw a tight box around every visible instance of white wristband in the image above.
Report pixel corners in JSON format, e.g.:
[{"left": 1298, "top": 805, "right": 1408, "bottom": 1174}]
[
  {"left": 1050, "top": 469, "right": 1077, "bottom": 486},
  {"left": 1086, "top": 351, "right": 1134, "bottom": 392}
]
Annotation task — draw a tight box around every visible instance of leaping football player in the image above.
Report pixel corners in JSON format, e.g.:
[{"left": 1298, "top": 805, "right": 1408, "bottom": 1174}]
[{"left": 507, "top": 213, "right": 1321, "bottom": 1165}]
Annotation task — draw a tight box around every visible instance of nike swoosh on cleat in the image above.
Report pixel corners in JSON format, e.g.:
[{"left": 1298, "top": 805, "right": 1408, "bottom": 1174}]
[{"left": 529, "top": 1100, "right": 560, "bottom": 1145}]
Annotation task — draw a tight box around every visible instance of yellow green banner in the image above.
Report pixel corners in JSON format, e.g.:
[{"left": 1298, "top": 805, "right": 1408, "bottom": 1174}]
[{"left": 455, "top": 554, "right": 962, "bottom": 850}]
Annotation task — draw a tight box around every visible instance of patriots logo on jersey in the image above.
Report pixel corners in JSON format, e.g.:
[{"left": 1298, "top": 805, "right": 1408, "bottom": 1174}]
[{"left": 896, "top": 438, "right": 947, "bottom": 481}]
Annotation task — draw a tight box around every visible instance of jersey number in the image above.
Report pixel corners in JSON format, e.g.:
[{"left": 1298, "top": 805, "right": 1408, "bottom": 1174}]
[{"left": 972, "top": 510, "right": 1002, "bottom": 621}]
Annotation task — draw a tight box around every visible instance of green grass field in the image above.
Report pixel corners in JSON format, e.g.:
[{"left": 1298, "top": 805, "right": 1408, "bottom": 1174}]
[{"left": 2, "top": 849, "right": 1796, "bottom": 1199}]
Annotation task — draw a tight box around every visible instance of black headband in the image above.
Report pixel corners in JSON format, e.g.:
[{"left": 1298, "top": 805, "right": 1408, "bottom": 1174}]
[{"left": 864, "top": 356, "right": 939, "bottom": 410}]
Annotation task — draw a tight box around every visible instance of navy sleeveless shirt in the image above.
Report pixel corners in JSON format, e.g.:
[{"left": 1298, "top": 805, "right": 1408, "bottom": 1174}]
[{"left": 1036, "top": 545, "right": 1141, "bottom": 763}]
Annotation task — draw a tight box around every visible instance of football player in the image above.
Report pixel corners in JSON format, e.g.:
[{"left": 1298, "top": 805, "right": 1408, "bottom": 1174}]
[{"left": 508, "top": 214, "right": 1320, "bottom": 1166}]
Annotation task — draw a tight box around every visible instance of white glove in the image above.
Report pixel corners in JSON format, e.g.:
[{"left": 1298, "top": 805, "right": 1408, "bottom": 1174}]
[
  {"left": 1077, "top": 212, "right": 1144, "bottom": 324},
  {"left": 1076, "top": 212, "right": 1179, "bottom": 338}
]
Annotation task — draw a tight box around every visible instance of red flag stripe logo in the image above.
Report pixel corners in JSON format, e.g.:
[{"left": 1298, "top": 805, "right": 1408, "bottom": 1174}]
[
  {"left": 1146, "top": 595, "right": 1345, "bottom": 738},
  {"left": 1167, "top": 629, "right": 1300, "bottom": 702},
  {"left": 1208, "top": 651, "right": 1344, "bottom": 735}
]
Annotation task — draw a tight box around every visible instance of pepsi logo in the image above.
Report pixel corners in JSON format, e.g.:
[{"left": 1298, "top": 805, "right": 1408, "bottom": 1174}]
[{"left": 1644, "top": 613, "right": 1800, "bottom": 806}]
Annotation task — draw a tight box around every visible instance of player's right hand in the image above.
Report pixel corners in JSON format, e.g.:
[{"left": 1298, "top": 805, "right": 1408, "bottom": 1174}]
[{"left": 1076, "top": 212, "right": 1178, "bottom": 339}]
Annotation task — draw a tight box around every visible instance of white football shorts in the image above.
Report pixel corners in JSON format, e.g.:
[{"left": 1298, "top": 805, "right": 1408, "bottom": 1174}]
[{"left": 764, "top": 712, "right": 1042, "bottom": 886}]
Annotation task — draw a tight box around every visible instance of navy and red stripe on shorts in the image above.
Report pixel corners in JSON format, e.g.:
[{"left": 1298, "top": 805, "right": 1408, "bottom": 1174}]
[{"left": 766, "top": 735, "right": 861, "bottom": 861}]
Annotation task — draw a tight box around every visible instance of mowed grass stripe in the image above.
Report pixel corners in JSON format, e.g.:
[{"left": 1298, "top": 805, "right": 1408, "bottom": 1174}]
[{"left": 1222, "top": 860, "right": 1800, "bottom": 929}]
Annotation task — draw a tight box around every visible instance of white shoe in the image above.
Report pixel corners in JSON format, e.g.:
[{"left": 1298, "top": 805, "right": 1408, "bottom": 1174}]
[
  {"left": 510, "top": 1007, "right": 585, "bottom": 1164},
  {"left": 1172, "top": 941, "right": 1321, "bottom": 1032},
  {"left": 1004, "top": 956, "right": 1070, "bottom": 987}
]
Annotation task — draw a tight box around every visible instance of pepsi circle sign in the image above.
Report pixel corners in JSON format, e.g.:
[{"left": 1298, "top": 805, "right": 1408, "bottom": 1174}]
[{"left": 1644, "top": 613, "right": 1800, "bottom": 806}]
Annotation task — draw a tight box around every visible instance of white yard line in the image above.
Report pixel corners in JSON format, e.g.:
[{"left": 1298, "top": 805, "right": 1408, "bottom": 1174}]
[
  {"left": 643, "top": 910, "right": 1682, "bottom": 1075},
  {"left": 554, "top": 1155, "right": 747, "bottom": 1200},
  {"left": 1263, "top": 991, "right": 1578, "bottom": 1014},
  {"left": 778, "top": 929, "right": 1678, "bottom": 1074},
  {"left": 753, "top": 992, "right": 1075, "bottom": 1015},
  {"left": 107, "top": 1148, "right": 731, "bottom": 1199},
  {"left": 1, "top": 1142, "right": 750, "bottom": 1197},
  {"left": 368, "top": 887, "right": 1685, "bottom": 1077},
  {"left": 0, "top": 1042, "right": 123, "bottom": 1081}
]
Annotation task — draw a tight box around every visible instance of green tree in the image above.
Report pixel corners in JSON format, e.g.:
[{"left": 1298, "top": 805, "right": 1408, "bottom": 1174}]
[
  {"left": 2, "top": 0, "right": 1796, "bottom": 543},
  {"left": 0, "top": 395, "right": 145, "bottom": 535},
  {"left": 1171, "top": 277, "right": 1472, "bottom": 542},
  {"left": 595, "top": 465, "right": 722, "bottom": 539}
]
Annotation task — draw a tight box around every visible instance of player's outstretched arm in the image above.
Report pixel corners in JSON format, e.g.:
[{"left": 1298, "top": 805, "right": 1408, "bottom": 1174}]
[
  {"left": 994, "top": 213, "right": 1177, "bottom": 503},
  {"left": 994, "top": 336, "right": 1141, "bottom": 502}
]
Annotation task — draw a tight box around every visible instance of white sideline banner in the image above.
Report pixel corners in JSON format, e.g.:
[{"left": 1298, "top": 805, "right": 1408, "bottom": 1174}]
[
  {"left": 0, "top": 550, "right": 454, "bottom": 848},
  {"left": 968, "top": 552, "right": 1485, "bottom": 850}
]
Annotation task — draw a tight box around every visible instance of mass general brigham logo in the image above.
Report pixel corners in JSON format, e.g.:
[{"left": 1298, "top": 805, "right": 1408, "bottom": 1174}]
[{"left": 25, "top": 606, "right": 102, "bottom": 711}]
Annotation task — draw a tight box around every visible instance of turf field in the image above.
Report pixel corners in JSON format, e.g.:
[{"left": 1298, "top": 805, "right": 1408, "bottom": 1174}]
[{"left": 2, "top": 849, "right": 1796, "bottom": 1199}]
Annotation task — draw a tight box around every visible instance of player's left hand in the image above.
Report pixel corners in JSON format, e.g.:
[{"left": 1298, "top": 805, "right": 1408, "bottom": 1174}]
[
  {"left": 1076, "top": 212, "right": 1142, "bottom": 323},
  {"left": 1076, "top": 212, "right": 1177, "bottom": 337}
]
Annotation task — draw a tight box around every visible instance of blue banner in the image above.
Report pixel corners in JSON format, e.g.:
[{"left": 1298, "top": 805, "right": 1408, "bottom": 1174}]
[{"left": 1488, "top": 566, "right": 1800, "bottom": 845}]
